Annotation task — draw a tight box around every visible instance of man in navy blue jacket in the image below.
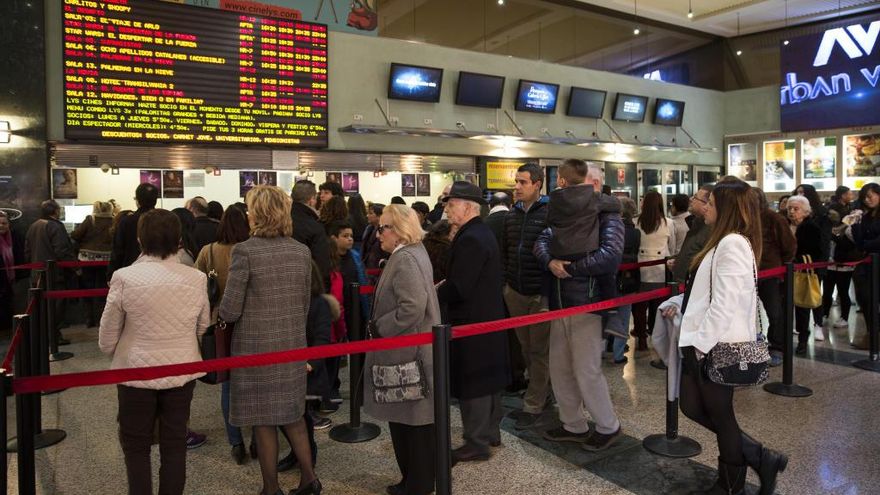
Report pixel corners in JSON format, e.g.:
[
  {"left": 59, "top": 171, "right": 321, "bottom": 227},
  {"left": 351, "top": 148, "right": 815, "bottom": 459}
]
[{"left": 534, "top": 185, "right": 625, "bottom": 451}]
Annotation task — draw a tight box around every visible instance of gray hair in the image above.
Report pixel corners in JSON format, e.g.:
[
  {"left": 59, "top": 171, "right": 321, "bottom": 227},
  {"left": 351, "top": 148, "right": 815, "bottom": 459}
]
[
  {"left": 787, "top": 195, "right": 812, "bottom": 214},
  {"left": 618, "top": 197, "right": 637, "bottom": 221},
  {"left": 291, "top": 180, "right": 316, "bottom": 204}
]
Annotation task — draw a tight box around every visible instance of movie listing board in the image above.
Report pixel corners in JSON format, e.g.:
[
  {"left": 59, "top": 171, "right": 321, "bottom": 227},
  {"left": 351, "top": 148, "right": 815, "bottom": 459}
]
[{"left": 62, "top": 0, "right": 328, "bottom": 147}]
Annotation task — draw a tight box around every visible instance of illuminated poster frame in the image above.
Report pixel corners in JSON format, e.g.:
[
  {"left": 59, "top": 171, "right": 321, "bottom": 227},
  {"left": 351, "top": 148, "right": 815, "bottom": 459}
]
[
  {"left": 727, "top": 143, "right": 758, "bottom": 185},
  {"left": 800, "top": 137, "right": 837, "bottom": 191},
  {"left": 843, "top": 133, "right": 880, "bottom": 189},
  {"left": 763, "top": 140, "right": 796, "bottom": 192}
]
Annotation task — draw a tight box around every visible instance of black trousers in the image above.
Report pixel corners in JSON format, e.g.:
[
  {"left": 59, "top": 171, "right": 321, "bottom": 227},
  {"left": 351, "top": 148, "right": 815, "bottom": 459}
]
[
  {"left": 117, "top": 381, "right": 196, "bottom": 495},
  {"left": 758, "top": 277, "right": 785, "bottom": 352},
  {"left": 388, "top": 422, "right": 436, "bottom": 495},
  {"left": 822, "top": 270, "right": 853, "bottom": 321},
  {"left": 679, "top": 347, "right": 743, "bottom": 465},
  {"left": 795, "top": 306, "right": 813, "bottom": 344},
  {"left": 854, "top": 265, "right": 873, "bottom": 332}
]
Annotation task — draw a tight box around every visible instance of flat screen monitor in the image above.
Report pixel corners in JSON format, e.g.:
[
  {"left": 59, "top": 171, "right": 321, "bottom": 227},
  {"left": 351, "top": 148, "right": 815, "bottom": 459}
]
[
  {"left": 653, "top": 98, "right": 685, "bottom": 126},
  {"left": 455, "top": 71, "right": 505, "bottom": 108},
  {"left": 514, "top": 80, "right": 559, "bottom": 114},
  {"left": 566, "top": 87, "right": 607, "bottom": 119},
  {"left": 387, "top": 63, "right": 443, "bottom": 103},
  {"left": 612, "top": 93, "right": 649, "bottom": 123}
]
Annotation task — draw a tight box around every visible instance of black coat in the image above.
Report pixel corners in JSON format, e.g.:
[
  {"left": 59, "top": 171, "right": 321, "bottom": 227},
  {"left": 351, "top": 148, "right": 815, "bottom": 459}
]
[
  {"left": 619, "top": 220, "right": 641, "bottom": 294},
  {"left": 437, "top": 216, "right": 510, "bottom": 400},
  {"left": 484, "top": 209, "right": 507, "bottom": 251},
  {"left": 795, "top": 218, "right": 825, "bottom": 262},
  {"left": 362, "top": 224, "right": 388, "bottom": 269},
  {"left": 501, "top": 197, "right": 549, "bottom": 295},
  {"left": 306, "top": 294, "right": 333, "bottom": 398},
  {"left": 108, "top": 207, "right": 151, "bottom": 280},
  {"left": 291, "top": 202, "right": 331, "bottom": 290},
  {"left": 852, "top": 212, "right": 880, "bottom": 254},
  {"left": 191, "top": 216, "right": 219, "bottom": 255}
]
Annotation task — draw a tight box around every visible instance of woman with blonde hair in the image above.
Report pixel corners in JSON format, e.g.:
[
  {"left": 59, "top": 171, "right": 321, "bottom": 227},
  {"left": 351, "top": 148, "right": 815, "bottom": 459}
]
[
  {"left": 219, "top": 186, "right": 320, "bottom": 495},
  {"left": 364, "top": 204, "right": 440, "bottom": 495},
  {"left": 71, "top": 200, "right": 115, "bottom": 327}
]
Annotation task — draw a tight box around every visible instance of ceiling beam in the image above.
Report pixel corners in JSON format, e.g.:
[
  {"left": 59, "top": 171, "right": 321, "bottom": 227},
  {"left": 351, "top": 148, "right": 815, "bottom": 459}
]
[{"left": 466, "top": 8, "right": 572, "bottom": 52}]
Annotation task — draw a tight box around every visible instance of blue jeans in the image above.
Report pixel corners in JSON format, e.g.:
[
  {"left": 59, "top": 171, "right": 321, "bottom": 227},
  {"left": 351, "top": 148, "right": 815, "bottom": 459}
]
[
  {"left": 221, "top": 380, "right": 243, "bottom": 446},
  {"left": 611, "top": 304, "right": 632, "bottom": 362}
]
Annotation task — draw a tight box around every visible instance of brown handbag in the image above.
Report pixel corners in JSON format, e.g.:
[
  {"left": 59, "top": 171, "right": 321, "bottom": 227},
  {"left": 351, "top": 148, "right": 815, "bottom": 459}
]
[{"left": 199, "top": 319, "right": 233, "bottom": 384}]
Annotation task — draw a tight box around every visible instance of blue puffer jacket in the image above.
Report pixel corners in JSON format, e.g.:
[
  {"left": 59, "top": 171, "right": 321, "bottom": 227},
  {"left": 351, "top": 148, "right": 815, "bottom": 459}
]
[{"left": 533, "top": 208, "right": 624, "bottom": 309}]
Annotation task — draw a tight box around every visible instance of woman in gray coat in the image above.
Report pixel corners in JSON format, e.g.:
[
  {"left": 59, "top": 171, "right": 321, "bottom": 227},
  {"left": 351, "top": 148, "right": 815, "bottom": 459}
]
[
  {"left": 364, "top": 204, "right": 440, "bottom": 495},
  {"left": 219, "top": 186, "right": 321, "bottom": 495}
]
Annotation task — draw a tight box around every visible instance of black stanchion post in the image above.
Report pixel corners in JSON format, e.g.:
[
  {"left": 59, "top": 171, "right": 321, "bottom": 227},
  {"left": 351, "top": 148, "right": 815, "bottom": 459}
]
[
  {"left": 643, "top": 282, "right": 701, "bottom": 458},
  {"left": 764, "top": 262, "right": 813, "bottom": 396},
  {"left": 432, "top": 324, "right": 452, "bottom": 495},
  {"left": 45, "top": 261, "right": 73, "bottom": 362},
  {"left": 8, "top": 314, "right": 35, "bottom": 495},
  {"left": 1, "top": 369, "right": 9, "bottom": 495},
  {"left": 854, "top": 253, "right": 880, "bottom": 372},
  {"left": 329, "top": 283, "right": 381, "bottom": 443}
]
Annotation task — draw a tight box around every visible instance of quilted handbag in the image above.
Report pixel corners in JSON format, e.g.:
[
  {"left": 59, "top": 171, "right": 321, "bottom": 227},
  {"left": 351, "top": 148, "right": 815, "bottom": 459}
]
[
  {"left": 793, "top": 254, "right": 822, "bottom": 309},
  {"left": 371, "top": 359, "right": 427, "bottom": 404},
  {"left": 199, "top": 319, "right": 233, "bottom": 385},
  {"left": 702, "top": 235, "right": 770, "bottom": 387}
]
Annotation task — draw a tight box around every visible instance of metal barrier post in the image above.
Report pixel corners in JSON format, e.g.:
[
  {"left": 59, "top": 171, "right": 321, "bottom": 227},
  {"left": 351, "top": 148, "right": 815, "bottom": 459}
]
[
  {"left": 45, "top": 261, "right": 73, "bottom": 362},
  {"left": 7, "top": 314, "right": 35, "bottom": 495},
  {"left": 432, "top": 324, "right": 452, "bottom": 495},
  {"left": 764, "top": 262, "right": 813, "bottom": 397},
  {"left": 643, "top": 282, "right": 701, "bottom": 458},
  {"left": 1, "top": 369, "right": 9, "bottom": 495},
  {"left": 854, "top": 253, "right": 880, "bottom": 372},
  {"left": 329, "top": 283, "right": 381, "bottom": 443}
]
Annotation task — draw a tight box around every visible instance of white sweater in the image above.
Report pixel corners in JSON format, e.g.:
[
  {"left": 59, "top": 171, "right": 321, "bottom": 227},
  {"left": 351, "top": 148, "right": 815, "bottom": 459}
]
[{"left": 678, "top": 234, "right": 758, "bottom": 354}]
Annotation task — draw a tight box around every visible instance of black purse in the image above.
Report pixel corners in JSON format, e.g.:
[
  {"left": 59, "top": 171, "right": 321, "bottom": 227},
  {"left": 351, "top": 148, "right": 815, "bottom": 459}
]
[
  {"left": 206, "top": 244, "right": 221, "bottom": 308},
  {"left": 199, "top": 319, "right": 233, "bottom": 385},
  {"left": 702, "top": 235, "right": 770, "bottom": 387}
]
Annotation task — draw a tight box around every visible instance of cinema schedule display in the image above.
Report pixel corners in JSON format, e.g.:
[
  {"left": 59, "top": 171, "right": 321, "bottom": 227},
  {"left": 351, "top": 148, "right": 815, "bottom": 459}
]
[{"left": 62, "top": 0, "right": 328, "bottom": 147}]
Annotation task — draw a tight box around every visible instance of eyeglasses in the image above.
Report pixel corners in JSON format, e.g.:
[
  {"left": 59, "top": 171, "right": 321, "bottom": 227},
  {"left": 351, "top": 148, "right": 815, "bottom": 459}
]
[
  {"left": 377, "top": 224, "right": 394, "bottom": 234},
  {"left": 691, "top": 195, "right": 707, "bottom": 204}
]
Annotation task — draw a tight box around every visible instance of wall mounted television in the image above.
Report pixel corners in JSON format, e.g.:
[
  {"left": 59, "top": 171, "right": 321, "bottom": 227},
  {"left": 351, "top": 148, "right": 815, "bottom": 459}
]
[
  {"left": 566, "top": 87, "right": 607, "bottom": 119},
  {"left": 652, "top": 98, "right": 685, "bottom": 126},
  {"left": 456, "top": 71, "right": 505, "bottom": 108},
  {"left": 612, "top": 93, "right": 649, "bottom": 122},
  {"left": 388, "top": 63, "right": 444, "bottom": 103},
  {"left": 514, "top": 80, "right": 560, "bottom": 114}
]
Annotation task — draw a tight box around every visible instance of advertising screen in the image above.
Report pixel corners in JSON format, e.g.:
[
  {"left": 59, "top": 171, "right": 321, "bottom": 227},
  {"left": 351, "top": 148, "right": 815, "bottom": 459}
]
[
  {"left": 456, "top": 72, "right": 505, "bottom": 108},
  {"left": 652, "top": 98, "right": 685, "bottom": 126},
  {"left": 514, "top": 80, "right": 559, "bottom": 113},
  {"left": 388, "top": 63, "right": 443, "bottom": 102},
  {"left": 62, "top": 0, "right": 329, "bottom": 147},
  {"left": 780, "top": 18, "right": 880, "bottom": 132},
  {"left": 566, "top": 87, "right": 606, "bottom": 119},
  {"left": 612, "top": 93, "right": 648, "bottom": 122}
]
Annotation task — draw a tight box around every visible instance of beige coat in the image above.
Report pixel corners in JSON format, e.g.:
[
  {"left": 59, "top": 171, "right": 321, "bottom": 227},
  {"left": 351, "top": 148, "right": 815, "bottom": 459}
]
[
  {"left": 99, "top": 256, "right": 210, "bottom": 389},
  {"left": 636, "top": 217, "right": 676, "bottom": 284}
]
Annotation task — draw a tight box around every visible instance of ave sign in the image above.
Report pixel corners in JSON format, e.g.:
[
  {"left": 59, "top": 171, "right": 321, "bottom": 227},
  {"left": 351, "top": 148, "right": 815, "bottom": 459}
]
[{"left": 780, "top": 17, "right": 880, "bottom": 132}]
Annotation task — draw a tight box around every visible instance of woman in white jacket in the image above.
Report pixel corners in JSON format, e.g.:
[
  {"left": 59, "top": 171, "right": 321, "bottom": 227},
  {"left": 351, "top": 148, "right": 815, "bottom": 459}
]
[
  {"left": 99, "top": 209, "right": 210, "bottom": 495},
  {"left": 662, "top": 178, "right": 787, "bottom": 495}
]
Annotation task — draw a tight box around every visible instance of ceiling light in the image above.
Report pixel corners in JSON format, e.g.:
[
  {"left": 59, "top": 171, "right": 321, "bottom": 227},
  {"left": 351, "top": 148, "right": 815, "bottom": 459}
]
[
  {"left": 632, "top": 0, "right": 639, "bottom": 35},
  {"left": 688, "top": 0, "right": 693, "bottom": 18},
  {"left": 497, "top": 0, "right": 504, "bottom": 4},
  {"left": 633, "top": 27, "right": 640, "bottom": 35},
  {"left": 736, "top": 50, "right": 743, "bottom": 56},
  {"left": 783, "top": 40, "right": 789, "bottom": 46}
]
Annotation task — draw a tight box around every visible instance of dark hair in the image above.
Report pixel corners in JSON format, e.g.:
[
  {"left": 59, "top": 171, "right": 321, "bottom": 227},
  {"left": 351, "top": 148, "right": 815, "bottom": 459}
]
[
  {"left": 861, "top": 183, "right": 880, "bottom": 217},
  {"left": 638, "top": 191, "right": 665, "bottom": 234},
  {"left": 233, "top": 202, "right": 247, "bottom": 213},
  {"left": 137, "top": 209, "right": 181, "bottom": 260},
  {"left": 793, "top": 184, "right": 822, "bottom": 212},
  {"left": 558, "top": 159, "right": 587, "bottom": 185},
  {"left": 602, "top": 184, "right": 612, "bottom": 195},
  {"left": 347, "top": 194, "right": 367, "bottom": 222},
  {"left": 326, "top": 220, "right": 353, "bottom": 238},
  {"left": 188, "top": 197, "right": 209, "bottom": 215},
  {"left": 777, "top": 194, "right": 790, "bottom": 211},
  {"left": 319, "top": 195, "right": 348, "bottom": 225},
  {"left": 426, "top": 219, "right": 452, "bottom": 238},
  {"left": 517, "top": 162, "right": 544, "bottom": 185},
  {"left": 207, "top": 201, "right": 224, "bottom": 220},
  {"left": 671, "top": 194, "right": 689, "bottom": 214},
  {"left": 135, "top": 183, "right": 159, "bottom": 209},
  {"left": 171, "top": 208, "right": 199, "bottom": 259},
  {"left": 216, "top": 206, "right": 250, "bottom": 245},
  {"left": 369, "top": 203, "right": 385, "bottom": 216},
  {"left": 835, "top": 185, "right": 850, "bottom": 198},
  {"left": 40, "top": 200, "right": 60, "bottom": 218},
  {"left": 390, "top": 196, "right": 406, "bottom": 205},
  {"left": 489, "top": 192, "right": 511, "bottom": 208},
  {"left": 309, "top": 260, "right": 324, "bottom": 297},
  {"left": 691, "top": 177, "right": 763, "bottom": 271},
  {"left": 319, "top": 181, "right": 344, "bottom": 198},
  {"left": 411, "top": 201, "right": 430, "bottom": 215},
  {"left": 291, "top": 180, "right": 316, "bottom": 204}
]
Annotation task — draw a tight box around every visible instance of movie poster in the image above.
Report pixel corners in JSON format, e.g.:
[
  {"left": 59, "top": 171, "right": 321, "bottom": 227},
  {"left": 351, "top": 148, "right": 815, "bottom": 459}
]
[
  {"left": 546, "top": 166, "right": 558, "bottom": 193},
  {"left": 342, "top": 172, "right": 359, "bottom": 194},
  {"left": 845, "top": 134, "right": 880, "bottom": 178},
  {"left": 52, "top": 169, "right": 78, "bottom": 199},
  {"left": 258, "top": 171, "right": 277, "bottom": 186},
  {"left": 163, "top": 170, "right": 184, "bottom": 198},
  {"left": 416, "top": 174, "right": 431, "bottom": 197},
  {"left": 325, "top": 172, "right": 342, "bottom": 184},
  {"left": 727, "top": 144, "right": 757, "bottom": 183},
  {"left": 763, "top": 141, "right": 796, "bottom": 191},
  {"left": 139, "top": 170, "right": 162, "bottom": 197},
  {"left": 802, "top": 137, "right": 836, "bottom": 181},
  {"left": 239, "top": 171, "right": 257, "bottom": 197},
  {"left": 401, "top": 174, "right": 416, "bottom": 197}
]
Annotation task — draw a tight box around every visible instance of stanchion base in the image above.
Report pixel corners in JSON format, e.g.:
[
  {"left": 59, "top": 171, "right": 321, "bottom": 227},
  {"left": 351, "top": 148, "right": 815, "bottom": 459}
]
[
  {"left": 42, "top": 388, "right": 67, "bottom": 396},
  {"left": 853, "top": 358, "right": 880, "bottom": 373},
  {"left": 643, "top": 434, "right": 701, "bottom": 458},
  {"left": 7, "top": 429, "right": 67, "bottom": 452},
  {"left": 763, "top": 381, "right": 813, "bottom": 397},
  {"left": 329, "top": 422, "right": 381, "bottom": 443},
  {"left": 50, "top": 352, "right": 74, "bottom": 362}
]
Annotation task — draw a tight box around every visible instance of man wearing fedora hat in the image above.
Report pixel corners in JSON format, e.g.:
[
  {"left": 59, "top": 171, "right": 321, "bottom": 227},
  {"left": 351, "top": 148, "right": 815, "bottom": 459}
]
[{"left": 437, "top": 181, "right": 510, "bottom": 465}]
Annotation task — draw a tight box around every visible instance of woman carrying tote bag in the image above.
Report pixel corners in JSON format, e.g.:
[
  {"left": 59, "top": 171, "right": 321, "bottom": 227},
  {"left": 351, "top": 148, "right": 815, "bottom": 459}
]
[{"left": 787, "top": 195, "right": 826, "bottom": 353}]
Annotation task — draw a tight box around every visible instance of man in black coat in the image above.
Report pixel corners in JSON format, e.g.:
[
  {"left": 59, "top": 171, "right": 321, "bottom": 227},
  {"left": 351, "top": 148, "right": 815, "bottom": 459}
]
[
  {"left": 107, "top": 183, "right": 158, "bottom": 280},
  {"left": 484, "top": 192, "right": 510, "bottom": 249},
  {"left": 291, "top": 180, "right": 331, "bottom": 290},
  {"left": 187, "top": 196, "right": 219, "bottom": 254},
  {"left": 437, "top": 181, "right": 510, "bottom": 465}
]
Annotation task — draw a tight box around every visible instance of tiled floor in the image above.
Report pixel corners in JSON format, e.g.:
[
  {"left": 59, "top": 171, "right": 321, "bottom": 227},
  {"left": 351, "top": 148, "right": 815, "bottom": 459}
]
[{"left": 2, "top": 301, "right": 879, "bottom": 494}]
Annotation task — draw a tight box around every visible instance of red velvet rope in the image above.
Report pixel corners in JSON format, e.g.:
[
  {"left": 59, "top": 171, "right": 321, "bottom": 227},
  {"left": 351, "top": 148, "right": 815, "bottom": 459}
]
[
  {"left": 359, "top": 285, "right": 375, "bottom": 295},
  {"left": 10, "top": 260, "right": 110, "bottom": 270},
  {"left": 1, "top": 296, "right": 37, "bottom": 372},
  {"left": 618, "top": 258, "right": 667, "bottom": 271},
  {"left": 43, "top": 288, "right": 109, "bottom": 300}
]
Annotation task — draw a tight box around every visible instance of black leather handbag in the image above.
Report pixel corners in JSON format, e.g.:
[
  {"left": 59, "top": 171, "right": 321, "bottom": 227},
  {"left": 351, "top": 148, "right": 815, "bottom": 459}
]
[
  {"left": 206, "top": 244, "right": 221, "bottom": 308},
  {"left": 199, "top": 319, "right": 233, "bottom": 385}
]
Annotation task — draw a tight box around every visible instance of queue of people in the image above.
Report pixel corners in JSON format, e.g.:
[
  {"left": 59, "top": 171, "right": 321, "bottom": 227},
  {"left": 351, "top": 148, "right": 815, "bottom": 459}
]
[{"left": 5, "top": 169, "right": 880, "bottom": 495}]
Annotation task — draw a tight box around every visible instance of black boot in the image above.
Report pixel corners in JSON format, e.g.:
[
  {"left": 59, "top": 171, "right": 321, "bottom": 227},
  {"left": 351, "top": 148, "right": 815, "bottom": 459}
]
[
  {"left": 742, "top": 433, "right": 788, "bottom": 495},
  {"left": 689, "top": 458, "right": 746, "bottom": 494}
]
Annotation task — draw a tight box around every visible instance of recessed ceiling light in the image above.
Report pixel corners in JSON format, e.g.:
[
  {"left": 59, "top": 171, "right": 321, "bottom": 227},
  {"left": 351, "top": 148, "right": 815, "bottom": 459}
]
[
  {"left": 736, "top": 50, "right": 743, "bottom": 56},
  {"left": 633, "top": 27, "right": 640, "bottom": 35}
]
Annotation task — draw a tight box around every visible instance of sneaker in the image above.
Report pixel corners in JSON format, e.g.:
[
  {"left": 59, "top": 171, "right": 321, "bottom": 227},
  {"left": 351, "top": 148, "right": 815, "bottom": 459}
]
[
  {"left": 186, "top": 431, "right": 207, "bottom": 449},
  {"left": 513, "top": 412, "right": 541, "bottom": 430},
  {"left": 542, "top": 426, "right": 590, "bottom": 443},
  {"left": 313, "top": 416, "right": 333, "bottom": 430},
  {"left": 329, "top": 390, "right": 343, "bottom": 404},
  {"left": 813, "top": 325, "right": 825, "bottom": 341},
  {"left": 582, "top": 427, "right": 622, "bottom": 452},
  {"left": 319, "top": 399, "right": 339, "bottom": 414},
  {"left": 769, "top": 352, "right": 783, "bottom": 367},
  {"left": 613, "top": 356, "right": 628, "bottom": 365},
  {"left": 833, "top": 318, "right": 849, "bottom": 328},
  {"left": 795, "top": 342, "right": 807, "bottom": 356}
]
